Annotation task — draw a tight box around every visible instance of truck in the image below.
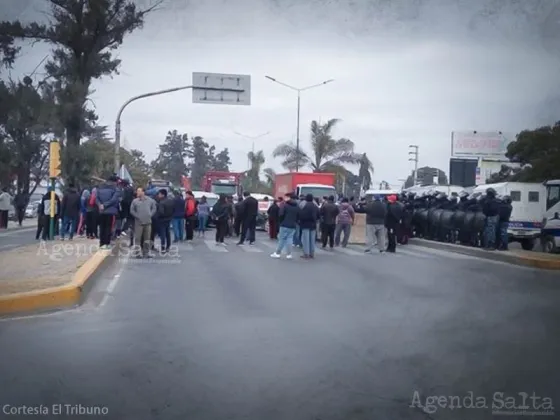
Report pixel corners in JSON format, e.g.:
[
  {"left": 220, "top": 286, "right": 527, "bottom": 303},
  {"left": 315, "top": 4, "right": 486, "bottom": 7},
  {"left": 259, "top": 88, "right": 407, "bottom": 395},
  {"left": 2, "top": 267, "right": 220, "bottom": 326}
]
[
  {"left": 274, "top": 172, "right": 337, "bottom": 199},
  {"left": 202, "top": 171, "right": 244, "bottom": 198},
  {"left": 473, "top": 181, "right": 558, "bottom": 251}
]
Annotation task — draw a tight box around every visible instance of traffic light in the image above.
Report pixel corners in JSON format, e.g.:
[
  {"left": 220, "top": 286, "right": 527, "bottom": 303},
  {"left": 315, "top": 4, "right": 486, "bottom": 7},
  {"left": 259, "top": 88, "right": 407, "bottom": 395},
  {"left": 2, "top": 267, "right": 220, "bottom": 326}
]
[{"left": 49, "top": 141, "right": 61, "bottom": 178}]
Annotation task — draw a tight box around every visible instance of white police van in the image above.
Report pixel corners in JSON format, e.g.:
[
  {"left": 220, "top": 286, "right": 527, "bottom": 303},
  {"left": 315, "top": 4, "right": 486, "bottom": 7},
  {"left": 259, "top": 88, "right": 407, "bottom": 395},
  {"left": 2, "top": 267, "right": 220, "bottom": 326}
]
[
  {"left": 541, "top": 180, "right": 560, "bottom": 253},
  {"left": 473, "top": 182, "right": 555, "bottom": 251}
]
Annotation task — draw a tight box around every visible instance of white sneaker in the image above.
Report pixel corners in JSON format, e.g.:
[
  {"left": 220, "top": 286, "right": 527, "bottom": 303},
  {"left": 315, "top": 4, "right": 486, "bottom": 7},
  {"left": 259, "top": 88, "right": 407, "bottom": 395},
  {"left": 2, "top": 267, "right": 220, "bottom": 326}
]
[
  {"left": 270, "top": 253, "right": 280, "bottom": 258},
  {"left": 286, "top": 254, "right": 293, "bottom": 259}
]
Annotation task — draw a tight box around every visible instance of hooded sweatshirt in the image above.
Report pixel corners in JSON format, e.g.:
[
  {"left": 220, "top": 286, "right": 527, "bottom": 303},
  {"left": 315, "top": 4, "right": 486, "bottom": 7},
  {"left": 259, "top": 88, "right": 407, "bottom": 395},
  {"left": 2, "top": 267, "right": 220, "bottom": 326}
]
[{"left": 279, "top": 199, "right": 299, "bottom": 229}]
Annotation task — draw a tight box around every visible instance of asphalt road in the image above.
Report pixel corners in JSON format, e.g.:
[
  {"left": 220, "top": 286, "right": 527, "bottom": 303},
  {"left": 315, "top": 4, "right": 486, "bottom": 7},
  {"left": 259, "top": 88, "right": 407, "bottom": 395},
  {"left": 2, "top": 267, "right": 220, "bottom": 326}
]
[
  {"left": 0, "top": 222, "right": 37, "bottom": 252},
  {"left": 0, "top": 233, "right": 558, "bottom": 419}
]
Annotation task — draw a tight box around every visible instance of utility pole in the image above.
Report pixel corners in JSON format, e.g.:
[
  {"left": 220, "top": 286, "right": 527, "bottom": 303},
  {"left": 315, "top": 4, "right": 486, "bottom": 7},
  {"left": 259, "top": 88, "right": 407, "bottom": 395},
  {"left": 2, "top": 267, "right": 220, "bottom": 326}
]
[
  {"left": 233, "top": 131, "right": 270, "bottom": 170},
  {"left": 408, "top": 145, "right": 419, "bottom": 185},
  {"left": 265, "top": 76, "right": 334, "bottom": 172}
]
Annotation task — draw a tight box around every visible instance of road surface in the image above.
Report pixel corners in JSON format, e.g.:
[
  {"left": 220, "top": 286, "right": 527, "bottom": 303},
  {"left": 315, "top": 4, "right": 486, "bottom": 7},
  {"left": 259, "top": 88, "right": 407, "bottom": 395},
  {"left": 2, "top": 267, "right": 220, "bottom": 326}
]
[
  {"left": 0, "top": 233, "right": 558, "bottom": 419},
  {"left": 0, "top": 223, "right": 37, "bottom": 252}
]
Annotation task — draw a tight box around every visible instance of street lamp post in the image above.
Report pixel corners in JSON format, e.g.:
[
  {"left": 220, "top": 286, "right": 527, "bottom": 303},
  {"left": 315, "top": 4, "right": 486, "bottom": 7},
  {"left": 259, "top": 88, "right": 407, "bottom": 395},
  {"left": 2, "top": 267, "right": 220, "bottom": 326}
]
[
  {"left": 264, "top": 76, "right": 334, "bottom": 172},
  {"left": 114, "top": 85, "right": 194, "bottom": 173},
  {"left": 233, "top": 131, "right": 271, "bottom": 169}
]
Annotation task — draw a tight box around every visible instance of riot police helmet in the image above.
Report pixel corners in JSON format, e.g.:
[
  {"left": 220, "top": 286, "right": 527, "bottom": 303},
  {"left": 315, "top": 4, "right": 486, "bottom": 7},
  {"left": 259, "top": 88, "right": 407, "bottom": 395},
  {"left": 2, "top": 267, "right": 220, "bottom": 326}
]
[{"left": 486, "top": 187, "right": 497, "bottom": 197}]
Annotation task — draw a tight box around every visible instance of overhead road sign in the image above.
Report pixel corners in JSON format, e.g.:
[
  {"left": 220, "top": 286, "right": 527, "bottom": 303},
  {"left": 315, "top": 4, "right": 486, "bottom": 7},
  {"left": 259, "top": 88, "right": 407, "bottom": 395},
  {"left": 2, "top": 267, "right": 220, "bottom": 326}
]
[{"left": 192, "top": 72, "right": 251, "bottom": 105}]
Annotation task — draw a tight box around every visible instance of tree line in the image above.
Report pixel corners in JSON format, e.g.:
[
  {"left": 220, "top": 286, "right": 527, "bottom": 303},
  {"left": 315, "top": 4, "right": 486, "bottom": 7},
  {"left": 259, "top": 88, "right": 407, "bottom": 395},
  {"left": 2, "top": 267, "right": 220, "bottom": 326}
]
[
  {"left": 0, "top": 0, "right": 163, "bottom": 195},
  {"left": 487, "top": 122, "right": 560, "bottom": 183}
]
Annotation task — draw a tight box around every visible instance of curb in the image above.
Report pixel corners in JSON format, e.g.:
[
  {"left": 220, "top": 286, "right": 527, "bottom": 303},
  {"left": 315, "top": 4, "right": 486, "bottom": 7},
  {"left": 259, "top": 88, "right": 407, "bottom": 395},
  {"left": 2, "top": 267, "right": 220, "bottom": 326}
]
[
  {"left": 409, "top": 238, "right": 560, "bottom": 270},
  {"left": 0, "top": 243, "right": 120, "bottom": 316}
]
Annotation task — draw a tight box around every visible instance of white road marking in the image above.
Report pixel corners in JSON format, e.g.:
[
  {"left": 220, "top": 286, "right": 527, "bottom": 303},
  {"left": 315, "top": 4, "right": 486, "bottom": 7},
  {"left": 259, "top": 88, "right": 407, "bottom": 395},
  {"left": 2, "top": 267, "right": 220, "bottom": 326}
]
[
  {"left": 204, "top": 240, "right": 228, "bottom": 252},
  {"left": 332, "top": 247, "right": 364, "bottom": 256},
  {"left": 0, "top": 243, "right": 17, "bottom": 250},
  {"left": 238, "top": 244, "right": 263, "bottom": 252},
  {"left": 99, "top": 264, "right": 125, "bottom": 308},
  {"left": 0, "top": 227, "right": 35, "bottom": 237}
]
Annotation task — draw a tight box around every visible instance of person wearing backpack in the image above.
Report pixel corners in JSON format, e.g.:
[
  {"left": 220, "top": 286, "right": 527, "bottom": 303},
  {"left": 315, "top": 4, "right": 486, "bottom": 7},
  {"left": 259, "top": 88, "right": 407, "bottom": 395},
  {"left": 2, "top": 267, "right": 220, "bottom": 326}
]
[{"left": 334, "top": 197, "right": 355, "bottom": 247}]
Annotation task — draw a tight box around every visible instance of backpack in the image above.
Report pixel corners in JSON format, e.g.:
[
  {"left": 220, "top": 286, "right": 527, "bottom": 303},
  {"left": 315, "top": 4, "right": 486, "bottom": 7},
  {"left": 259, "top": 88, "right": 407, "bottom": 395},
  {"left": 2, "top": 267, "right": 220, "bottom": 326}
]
[{"left": 88, "top": 190, "right": 97, "bottom": 207}]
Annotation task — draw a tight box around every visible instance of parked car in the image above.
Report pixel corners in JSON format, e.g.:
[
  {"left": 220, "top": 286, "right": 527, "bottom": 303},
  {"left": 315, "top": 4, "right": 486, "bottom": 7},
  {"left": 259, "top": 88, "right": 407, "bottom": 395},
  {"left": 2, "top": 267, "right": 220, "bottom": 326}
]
[{"left": 25, "top": 200, "right": 41, "bottom": 218}]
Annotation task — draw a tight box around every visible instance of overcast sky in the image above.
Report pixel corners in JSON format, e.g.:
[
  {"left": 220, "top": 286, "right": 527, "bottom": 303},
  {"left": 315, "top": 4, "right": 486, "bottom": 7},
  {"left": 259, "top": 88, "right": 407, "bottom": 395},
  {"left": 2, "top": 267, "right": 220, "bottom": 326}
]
[{"left": 5, "top": 0, "right": 560, "bottom": 187}]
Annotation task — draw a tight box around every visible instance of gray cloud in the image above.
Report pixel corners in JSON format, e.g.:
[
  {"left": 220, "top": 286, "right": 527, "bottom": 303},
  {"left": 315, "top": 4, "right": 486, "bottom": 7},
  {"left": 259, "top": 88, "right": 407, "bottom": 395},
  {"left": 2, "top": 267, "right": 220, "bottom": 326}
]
[{"left": 4, "top": 0, "right": 560, "bottom": 187}]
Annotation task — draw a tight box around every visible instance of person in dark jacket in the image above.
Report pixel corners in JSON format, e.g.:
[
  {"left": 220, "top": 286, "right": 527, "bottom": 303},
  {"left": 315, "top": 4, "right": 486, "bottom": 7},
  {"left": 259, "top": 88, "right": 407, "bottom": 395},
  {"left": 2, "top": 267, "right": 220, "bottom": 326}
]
[
  {"left": 299, "top": 194, "right": 320, "bottom": 259},
  {"left": 156, "top": 189, "right": 174, "bottom": 252},
  {"left": 60, "top": 184, "right": 81, "bottom": 240},
  {"left": 233, "top": 200, "right": 243, "bottom": 236},
  {"left": 210, "top": 194, "right": 229, "bottom": 245},
  {"left": 237, "top": 191, "right": 259, "bottom": 245},
  {"left": 497, "top": 195, "right": 513, "bottom": 250},
  {"left": 385, "top": 195, "right": 403, "bottom": 253},
  {"left": 171, "top": 191, "right": 185, "bottom": 242},
  {"left": 37, "top": 189, "right": 61, "bottom": 240},
  {"left": 482, "top": 188, "right": 500, "bottom": 250},
  {"left": 14, "top": 192, "right": 28, "bottom": 226},
  {"left": 319, "top": 195, "right": 339, "bottom": 249},
  {"left": 95, "top": 176, "right": 121, "bottom": 248},
  {"left": 120, "top": 180, "right": 134, "bottom": 236},
  {"left": 270, "top": 193, "right": 299, "bottom": 259},
  {"left": 267, "top": 199, "right": 281, "bottom": 240},
  {"left": 364, "top": 195, "right": 387, "bottom": 253}
]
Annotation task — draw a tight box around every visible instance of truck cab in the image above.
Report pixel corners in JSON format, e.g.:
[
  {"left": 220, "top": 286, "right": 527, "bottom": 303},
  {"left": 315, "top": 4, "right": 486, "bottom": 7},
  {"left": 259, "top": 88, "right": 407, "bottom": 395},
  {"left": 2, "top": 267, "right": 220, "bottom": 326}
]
[
  {"left": 294, "top": 183, "right": 336, "bottom": 200},
  {"left": 203, "top": 171, "right": 244, "bottom": 199},
  {"left": 541, "top": 180, "right": 560, "bottom": 253}
]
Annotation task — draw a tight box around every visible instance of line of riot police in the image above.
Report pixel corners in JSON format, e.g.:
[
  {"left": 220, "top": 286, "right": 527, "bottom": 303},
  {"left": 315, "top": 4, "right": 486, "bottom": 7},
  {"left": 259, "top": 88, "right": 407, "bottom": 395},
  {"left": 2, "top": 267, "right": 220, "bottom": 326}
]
[{"left": 395, "top": 188, "right": 513, "bottom": 250}]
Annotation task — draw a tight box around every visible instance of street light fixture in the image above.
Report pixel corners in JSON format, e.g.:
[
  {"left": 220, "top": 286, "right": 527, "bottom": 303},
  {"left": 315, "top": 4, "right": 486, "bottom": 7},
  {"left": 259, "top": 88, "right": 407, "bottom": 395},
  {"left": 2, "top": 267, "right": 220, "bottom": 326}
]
[
  {"left": 265, "top": 75, "right": 334, "bottom": 172},
  {"left": 233, "top": 131, "right": 271, "bottom": 169}
]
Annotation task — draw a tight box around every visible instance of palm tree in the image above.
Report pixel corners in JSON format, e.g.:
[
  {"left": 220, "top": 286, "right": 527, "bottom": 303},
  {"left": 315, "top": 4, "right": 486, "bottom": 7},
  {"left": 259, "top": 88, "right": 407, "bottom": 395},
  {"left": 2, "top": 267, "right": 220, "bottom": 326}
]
[
  {"left": 272, "top": 119, "right": 358, "bottom": 173},
  {"left": 246, "top": 150, "right": 265, "bottom": 190},
  {"left": 357, "top": 153, "right": 374, "bottom": 191}
]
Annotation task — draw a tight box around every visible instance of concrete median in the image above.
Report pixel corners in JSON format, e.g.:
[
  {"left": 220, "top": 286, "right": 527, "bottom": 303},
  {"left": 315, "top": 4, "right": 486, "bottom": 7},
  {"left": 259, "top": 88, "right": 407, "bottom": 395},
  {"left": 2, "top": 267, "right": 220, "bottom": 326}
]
[
  {"left": 0, "top": 238, "right": 120, "bottom": 316},
  {"left": 409, "top": 238, "right": 560, "bottom": 270}
]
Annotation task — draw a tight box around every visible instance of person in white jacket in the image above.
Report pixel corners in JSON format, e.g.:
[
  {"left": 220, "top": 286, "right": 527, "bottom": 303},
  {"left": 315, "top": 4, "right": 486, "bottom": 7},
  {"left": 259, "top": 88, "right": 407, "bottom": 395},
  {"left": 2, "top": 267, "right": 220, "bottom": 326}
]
[{"left": 0, "top": 188, "right": 13, "bottom": 229}]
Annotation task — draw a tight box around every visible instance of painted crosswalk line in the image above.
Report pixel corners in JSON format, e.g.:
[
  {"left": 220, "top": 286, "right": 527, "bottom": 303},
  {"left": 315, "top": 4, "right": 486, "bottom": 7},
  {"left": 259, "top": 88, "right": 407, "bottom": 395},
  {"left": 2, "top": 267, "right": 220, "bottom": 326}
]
[
  {"left": 166, "top": 238, "right": 498, "bottom": 264},
  {"left": 203, "top": 240, "right": 228, "bottom": 252},
  {"left": 237, "top": 244, "right": 264, "bottom": 253}
]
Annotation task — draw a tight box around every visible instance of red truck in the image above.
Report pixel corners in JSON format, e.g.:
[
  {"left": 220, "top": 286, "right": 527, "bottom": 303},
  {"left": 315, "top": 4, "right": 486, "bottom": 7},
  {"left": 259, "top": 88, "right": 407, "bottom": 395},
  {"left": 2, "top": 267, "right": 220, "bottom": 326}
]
[
  {"left": 203, "top": 171, "right": 244, "bottom": 197},
  {"left": 274, "top": 172, "right": 337, "bottom": 199}
]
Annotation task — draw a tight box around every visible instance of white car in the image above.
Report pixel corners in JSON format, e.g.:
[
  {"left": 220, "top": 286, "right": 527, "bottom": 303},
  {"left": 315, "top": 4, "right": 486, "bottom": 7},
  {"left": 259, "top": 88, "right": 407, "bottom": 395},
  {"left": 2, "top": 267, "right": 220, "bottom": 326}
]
[{"left": 25, "top": 201, "right": 41, "bottom": 218}]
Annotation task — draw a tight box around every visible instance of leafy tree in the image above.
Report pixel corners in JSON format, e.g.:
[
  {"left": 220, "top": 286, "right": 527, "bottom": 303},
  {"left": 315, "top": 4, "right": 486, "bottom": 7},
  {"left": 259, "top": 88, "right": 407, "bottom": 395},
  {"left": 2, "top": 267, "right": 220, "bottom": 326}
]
[
  {"left": 486, "top": 164, "right": 524, "bottom": 183},
  {"left": 211, "top": 148, "right": 231, "bottom": 171},
  {"left": 0, "top": 31, "right": 18, "bottom": 69},
  {"left": 187, "top": 136, "right": 216, "bottom": 189},
  {"left": 80, "top": 128, "right": 150, "bottom": 186},
  {"left": 0, "top": 0, "right": 161, "bottom": 182},
  {"left": 504, "top": 122, "right": 560, "bottom": 181},
  {"left": 0, "top": 80, "right": 52, "bottom": 195},
  {"left": 246, "top": 150, "right": 265, "bottom": 191},
  {"left": 404, "top": 166, "right": 448, "bottom": 188},
  {"left": 273, "top": 119, "right": 358, "bottom": 173},
  {"left": 151, "top": 130, "right": 190, "bottom": 184},
  {"left": 124, "top": 150, "right": 151, "bottom": 187}
]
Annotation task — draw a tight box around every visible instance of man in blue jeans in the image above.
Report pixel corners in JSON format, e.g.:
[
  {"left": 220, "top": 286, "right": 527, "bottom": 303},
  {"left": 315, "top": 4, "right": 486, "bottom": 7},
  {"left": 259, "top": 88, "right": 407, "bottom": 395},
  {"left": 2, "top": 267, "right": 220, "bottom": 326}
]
[
  {"left": 271, "top": 193, "right": 299, "bottom": 259},
  {"left": 60, "top": 184, "right": 81, "bottom": 241},
  {"left": 171, "top": 190, "right": 185, "bottom": 242}
]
